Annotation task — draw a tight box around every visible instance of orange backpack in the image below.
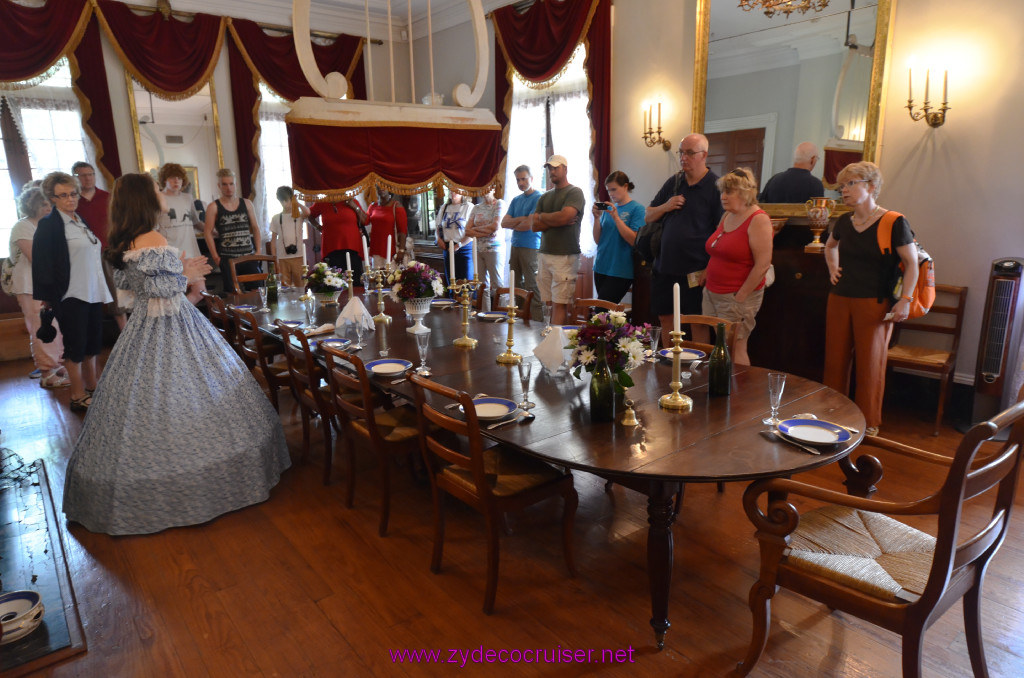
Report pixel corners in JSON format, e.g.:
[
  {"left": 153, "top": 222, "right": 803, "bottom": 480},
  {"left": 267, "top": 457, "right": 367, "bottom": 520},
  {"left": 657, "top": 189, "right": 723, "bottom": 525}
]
[{"left": 876, "top": 211, "right": 935, "bottom": 320}]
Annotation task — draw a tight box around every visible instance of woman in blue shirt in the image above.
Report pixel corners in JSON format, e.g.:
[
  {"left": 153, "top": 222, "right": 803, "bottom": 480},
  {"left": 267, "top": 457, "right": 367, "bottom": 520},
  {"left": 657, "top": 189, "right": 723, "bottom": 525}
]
[{"left": 591, "top": 171, "right": 646, "bottom": 303}]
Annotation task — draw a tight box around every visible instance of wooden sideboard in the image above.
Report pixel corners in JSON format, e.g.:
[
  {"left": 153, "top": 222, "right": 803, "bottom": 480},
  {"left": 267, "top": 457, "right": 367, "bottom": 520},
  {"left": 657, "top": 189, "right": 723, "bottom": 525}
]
[{"left": 748, "top": 218, "right": 834, "bottom": 381}]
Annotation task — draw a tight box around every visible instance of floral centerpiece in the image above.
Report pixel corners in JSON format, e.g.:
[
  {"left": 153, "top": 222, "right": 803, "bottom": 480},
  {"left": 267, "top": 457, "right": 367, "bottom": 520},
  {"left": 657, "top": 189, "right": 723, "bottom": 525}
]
[
  {"left": 304, "top": 262, "right": 348, "bottom": 299},
  {"left": 384, "top": 261, "right": 446, "bottom": 300},
  {"left": 566, "top": 311, "right": 653, "bottom": 393}
]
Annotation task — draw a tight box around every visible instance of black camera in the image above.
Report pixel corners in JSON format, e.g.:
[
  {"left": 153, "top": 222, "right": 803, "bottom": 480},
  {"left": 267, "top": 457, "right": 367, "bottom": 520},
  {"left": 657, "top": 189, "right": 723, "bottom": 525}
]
[
  {"left": 595, "top": 202, "right": 611, "bottom": 211},
  {"left": 285, "top": 244, "right": 298, "bottom": 255}
]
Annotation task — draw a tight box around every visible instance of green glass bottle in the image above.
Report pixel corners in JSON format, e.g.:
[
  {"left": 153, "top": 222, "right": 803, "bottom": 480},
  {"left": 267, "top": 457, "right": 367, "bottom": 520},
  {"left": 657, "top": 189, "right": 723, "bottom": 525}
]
[
  {"left": 708, "top": 322, "right": 732, "bottom": 397},
  {"left": 589, "top": 337, "right": 616, "bottom": 422},
  {"left": 266, "top": 263, "right": 279, "bottom": 304}
]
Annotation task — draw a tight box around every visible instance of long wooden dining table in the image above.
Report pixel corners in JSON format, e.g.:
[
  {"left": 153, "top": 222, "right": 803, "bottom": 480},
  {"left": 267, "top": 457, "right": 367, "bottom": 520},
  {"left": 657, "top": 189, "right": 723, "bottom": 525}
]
[{"left": 254, "top": 288, "right": 868, "bottom": 648}]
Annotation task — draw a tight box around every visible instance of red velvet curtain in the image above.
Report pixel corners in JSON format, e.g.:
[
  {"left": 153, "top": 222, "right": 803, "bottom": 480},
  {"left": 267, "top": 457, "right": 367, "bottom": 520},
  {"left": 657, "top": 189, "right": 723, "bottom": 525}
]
[
  {"left": 95, "top": 0, "right": 225, "bottom": 99},
  {"left": 227, "top": 19, "right": 367, "bottom": 199},
  {"left": 491, "top": 0, "right": 610, "bottom": 201},
  {"left": 0, "top": 0, "right": 91, "bottom": 82},
  {"left": 287, "top": 122, "right": 502, "bottom": 200},
  {"left": 824, "top": 148, "right": 863, "bottom": 187},
  {"left": 70, "top": 16, "right": 122, "bottom": 184}
]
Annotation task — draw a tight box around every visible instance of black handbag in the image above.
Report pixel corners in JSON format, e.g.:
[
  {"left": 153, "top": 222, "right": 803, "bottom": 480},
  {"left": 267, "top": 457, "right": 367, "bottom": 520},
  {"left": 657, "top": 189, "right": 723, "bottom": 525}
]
[{"left": 634, "top": 172, "right": 683, "bottom": 266}]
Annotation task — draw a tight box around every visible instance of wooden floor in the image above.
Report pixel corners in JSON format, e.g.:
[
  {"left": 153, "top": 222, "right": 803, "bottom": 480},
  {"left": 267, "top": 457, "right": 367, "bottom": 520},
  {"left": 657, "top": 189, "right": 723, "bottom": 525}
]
[{"left": 2, "top": 354, "right": 1023, "bottom": 677}]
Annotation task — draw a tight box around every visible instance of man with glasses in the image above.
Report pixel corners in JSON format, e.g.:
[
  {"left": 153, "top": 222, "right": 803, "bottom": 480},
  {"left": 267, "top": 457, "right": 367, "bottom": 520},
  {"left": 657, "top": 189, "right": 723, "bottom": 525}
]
[
  {"left": 72, "top": 161, "right": 125, "bottom": 330},
  {"left": 645, "top": 134, "right": 723, "bottom": 342}
]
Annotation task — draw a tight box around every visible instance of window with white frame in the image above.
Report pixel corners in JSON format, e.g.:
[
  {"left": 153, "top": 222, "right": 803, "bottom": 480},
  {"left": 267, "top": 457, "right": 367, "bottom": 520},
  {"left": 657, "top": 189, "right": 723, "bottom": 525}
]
[
  {"left": 0, "top": 58, "right": 89, "bottom": 257},
  {"left": 501, "top": 43, "right": 597, "bottom": 257}
]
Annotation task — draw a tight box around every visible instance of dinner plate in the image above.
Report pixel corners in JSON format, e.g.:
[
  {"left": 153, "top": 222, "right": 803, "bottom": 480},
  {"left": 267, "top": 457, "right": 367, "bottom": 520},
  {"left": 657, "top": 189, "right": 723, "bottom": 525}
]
[
  {"left": 560, "top": 325, "right": 581, "bottom": 331},
  {"left": 460, "top": 397, "right": 518, "bottom": 420},
  {"left": 233, "top": 304, "right": 257, "bottom": 311},
  {"left": 274, "top": 320, "right": 303, "bottom": 331},
  {"left": 317, "top": 338, "right": 352, "bottom": 351},
  {"left": 366, "top": 359, "right": 413, "bottom": 376},
  {"left": 777, "top": 418, "right": 852, "bottom": 445},
  {"left": 431, "top": 299, "right": 457, "bottom": 307},
  {"left": 657, "top": 348, "right": 707, "bottom": 361},
  {"left": 476, "top": 311, "right": 508, "bottom": 321}
]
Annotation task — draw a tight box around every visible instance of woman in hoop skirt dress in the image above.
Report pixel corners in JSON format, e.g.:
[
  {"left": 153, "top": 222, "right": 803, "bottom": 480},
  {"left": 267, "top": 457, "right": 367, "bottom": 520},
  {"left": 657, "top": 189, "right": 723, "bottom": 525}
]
[{"left": 62, "top": 173, "right": 291, "bottom": 535}]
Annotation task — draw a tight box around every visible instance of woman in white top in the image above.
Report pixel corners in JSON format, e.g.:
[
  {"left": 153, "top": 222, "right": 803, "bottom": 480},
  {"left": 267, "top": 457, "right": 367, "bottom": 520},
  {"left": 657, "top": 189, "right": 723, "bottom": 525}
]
[
  {"left": 434, "top": 191, "right": 473, "bottom": 286},
  {"left": 157, "top": 164, "right": 206, "bottom": 295},
  {"left": 269, "top": 185, "right": 310, "bottom": 287},
  {"left": 466, "top": 189, "right": 504, "bottom": 310},
  {"left": 9, "top": 187, "right": 67, "bottom": 388}
]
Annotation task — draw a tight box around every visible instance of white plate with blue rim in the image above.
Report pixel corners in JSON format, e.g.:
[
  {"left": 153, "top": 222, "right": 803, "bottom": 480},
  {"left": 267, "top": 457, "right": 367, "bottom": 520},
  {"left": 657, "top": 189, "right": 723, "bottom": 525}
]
[
  {"left": 365, "top": 358, "right": 413, "bottom": 376},
  {"left": 460, "top": 397, "right": 518, "bottom": 420},
  {"left": 560, "top": 325, "right": 581, "bottom": 331},
  {"left": 476, "top": 311, "right": 509, "bottom": 321},
  {"left": 777, "top": 418, "right": 852, "bottom": 446},
  {"left": 317, "top": 337, "right": 352, "bottom": 351},
  {"left": 274, "top": 319, "right": 303, "bottom": 331},
  {"left": 233, "top": 304, "right": 257, "bottom": 312},
  {"left": 658, "top": 348, "right": 707, "bottom": 362},
  {"left": 431, "top": 299, "right": 457, "bottom": 307},
  {"left": 0, "top": 590, "right": 44, "bottom": 645}
]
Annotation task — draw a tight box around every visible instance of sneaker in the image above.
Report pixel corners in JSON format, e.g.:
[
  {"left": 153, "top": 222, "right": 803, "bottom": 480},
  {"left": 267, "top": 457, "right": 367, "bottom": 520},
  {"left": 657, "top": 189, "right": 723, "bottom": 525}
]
[
  {"left": 40, "top": 370, "right": 71, "bottom": 389},
  {"left": 865, "top": 426, "right": 880, "bottom": 437},
  {"left": 29, "top": 368, "right": 43, "bottom": 379}
]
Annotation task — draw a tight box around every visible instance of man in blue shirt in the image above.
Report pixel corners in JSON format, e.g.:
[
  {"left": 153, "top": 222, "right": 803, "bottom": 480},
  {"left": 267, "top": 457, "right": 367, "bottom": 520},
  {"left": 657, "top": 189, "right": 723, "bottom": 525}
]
[{"left": 501, "top": 165, "right": 543, "bottom": 320}]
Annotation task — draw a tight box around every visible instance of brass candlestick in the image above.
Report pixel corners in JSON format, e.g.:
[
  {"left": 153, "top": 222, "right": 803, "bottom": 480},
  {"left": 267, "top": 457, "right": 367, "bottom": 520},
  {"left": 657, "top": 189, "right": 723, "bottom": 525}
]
[
  {"left": 451, "top": 279, "right": 482, "bottom": 348},
  {"left": 368, "top": 268, "right": 392, "bottom": 325},
  {"left": 495, "top": 302, "right": 522, "bottom": 365},
  {"left": 659, "top": 330, "right": 693, "bottom": 411},
  {"left": 344, "top": 269, "right": 355, "bottom": 304}
]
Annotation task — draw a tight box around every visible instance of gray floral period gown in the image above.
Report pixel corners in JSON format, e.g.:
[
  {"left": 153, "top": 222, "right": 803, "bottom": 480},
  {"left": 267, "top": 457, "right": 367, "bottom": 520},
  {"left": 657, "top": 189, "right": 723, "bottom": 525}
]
[{"left": 63, "top": 246, "right": 291, "bottom": 535}]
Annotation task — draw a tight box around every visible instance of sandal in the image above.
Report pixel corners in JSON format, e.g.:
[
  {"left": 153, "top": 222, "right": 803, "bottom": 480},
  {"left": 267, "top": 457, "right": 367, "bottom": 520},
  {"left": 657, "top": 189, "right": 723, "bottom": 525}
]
[
  {"left": 70, "top": 394, "right": 93, "bottom": 412},
  {"left": 40, "top": 371, "right": 71, "bottom": 389}
]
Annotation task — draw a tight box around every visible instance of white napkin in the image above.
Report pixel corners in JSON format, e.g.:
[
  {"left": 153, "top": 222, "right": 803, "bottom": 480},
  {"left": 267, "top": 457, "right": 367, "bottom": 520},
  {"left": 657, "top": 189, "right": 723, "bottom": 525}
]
[
  {"left": 306, "top": 323, "right": 336, "bottom": 336},
  {"left": 533, "top": 327, "right": 572, "bottom": 372},
  {"left": 336, "top": 297, "right": 375, "bottom": 331}
]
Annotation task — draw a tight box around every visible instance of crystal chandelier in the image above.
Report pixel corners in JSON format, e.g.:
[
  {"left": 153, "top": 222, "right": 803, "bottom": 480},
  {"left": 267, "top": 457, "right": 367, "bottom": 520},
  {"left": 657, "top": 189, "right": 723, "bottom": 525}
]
[{"left": 738, "top": 0, "right": 830, "bottom": 18}]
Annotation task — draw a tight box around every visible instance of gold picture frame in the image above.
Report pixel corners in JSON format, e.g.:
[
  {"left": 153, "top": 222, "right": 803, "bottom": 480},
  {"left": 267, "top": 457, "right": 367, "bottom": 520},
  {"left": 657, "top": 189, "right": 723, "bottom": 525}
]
[{"left": 183, "top": 166, "right": 200, "bottom": 200}]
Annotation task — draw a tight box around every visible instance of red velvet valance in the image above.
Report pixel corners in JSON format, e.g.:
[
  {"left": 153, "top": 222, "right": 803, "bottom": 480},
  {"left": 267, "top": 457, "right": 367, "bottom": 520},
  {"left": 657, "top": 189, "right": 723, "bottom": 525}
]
[
  {"left": 492, "top": 0, "right": 610, "bottom": 201},
  {"left": 286, "top": 121, "right": 503, "bottom": 200},
  {"left": 0, "top": 0, "right": 91, "bottom": 84},
  {"left": 491, "top": 0, "right": 598, "bottom": 83},
  {"left": 95, "top": 0, "right": 225, "bottom": 99},
  {"left": 228, "top": 19, "right": 365, "bottom": 103}
]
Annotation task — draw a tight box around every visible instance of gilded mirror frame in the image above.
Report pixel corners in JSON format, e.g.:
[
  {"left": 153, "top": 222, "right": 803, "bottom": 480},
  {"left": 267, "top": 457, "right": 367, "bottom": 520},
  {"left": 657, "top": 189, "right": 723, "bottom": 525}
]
[
  {"left": 125, "top": 72, "right": 225, "bottom": 174},
  {"left": 691, "top": 0, "right": 896, "bottom": 217}
]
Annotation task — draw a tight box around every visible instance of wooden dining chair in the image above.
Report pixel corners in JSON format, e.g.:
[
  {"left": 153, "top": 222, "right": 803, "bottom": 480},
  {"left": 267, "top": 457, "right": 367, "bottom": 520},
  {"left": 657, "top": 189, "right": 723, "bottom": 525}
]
[
  {"left": 229, "top": 254, "right": 278, "bottom": 295},
  {"left": 886, "top": 284, "right": 968, "bottom": 435},
  {"left": 570, "top": 298, "right": 625, "bottom": 324},
  {"left": 229, "top": 306, "right": 289, "bottom": 410},
  {"left": 323, "top": 344, "right": 416, "bottom": 536},
  {"left": 408, "top": 372, "right": 578, "bottom": 614},
  {"left": 223, "top": 305, "right": 257, "bottom": 370},
  {"left": 491, "top": 286, "right": 534, "bottom": 325},
  {"left": 678, "top": 314, "right": 736, "bottom": 354},
  {"left": 276, "top": 321, "right": 336, "bottom": 481},
  {"left": 735, "top": 387, "right": 1024, "bottom": 677},
  {"left": 472, "top": 281, "right": 488, "bottom": 311},
  {"left": 201, "top": 290, "right": 235, "bottom": 346}
]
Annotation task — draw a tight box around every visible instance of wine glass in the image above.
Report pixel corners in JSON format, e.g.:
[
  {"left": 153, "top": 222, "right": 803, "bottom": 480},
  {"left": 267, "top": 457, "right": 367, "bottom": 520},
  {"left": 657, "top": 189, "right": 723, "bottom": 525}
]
[
  {"left": 763, "top": 372, "right": 787, "bottom": 426},
  {"left": 303, "top": 295, "right": 316, "bottom": 326},
  {"left": 352, "top": 321, "right": 366, "bottom": 351},
  {"left": 257, "top": 285, "right": 270, "bottom": 312},
  {"left": 541, "top": 303, "right": 553, "bottom": 336},
  {"left": 517, "top": 358, "right": 535, "bottom": 410},
  {"left": 415, "top": 330, "right": 432, "bottom": 375},
  {"left": 646, "top": 326, "right": 662, "bottom": 362}
]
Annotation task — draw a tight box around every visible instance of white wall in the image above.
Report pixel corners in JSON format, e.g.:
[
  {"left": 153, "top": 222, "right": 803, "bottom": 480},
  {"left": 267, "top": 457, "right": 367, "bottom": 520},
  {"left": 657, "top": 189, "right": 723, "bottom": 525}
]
[
  {"left": 411, "top": 20, "right": 495, "bottom": 112},
  {"left": 875, "top": 0, "right": 1024, "bottom": 382}
]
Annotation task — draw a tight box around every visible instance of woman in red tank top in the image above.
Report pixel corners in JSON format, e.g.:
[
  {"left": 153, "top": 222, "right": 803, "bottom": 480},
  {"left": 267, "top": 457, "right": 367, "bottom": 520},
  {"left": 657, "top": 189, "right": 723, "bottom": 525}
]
[{"left": 701, "top": 168, "right": 773, "bottom": 365}]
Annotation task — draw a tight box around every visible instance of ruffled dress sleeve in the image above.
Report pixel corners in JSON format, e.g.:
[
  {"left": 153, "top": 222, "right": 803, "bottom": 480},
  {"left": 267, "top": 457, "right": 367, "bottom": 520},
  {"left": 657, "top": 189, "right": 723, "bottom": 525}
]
[{"left": 121, "top": 247, "right": 186, "bottom": 316}]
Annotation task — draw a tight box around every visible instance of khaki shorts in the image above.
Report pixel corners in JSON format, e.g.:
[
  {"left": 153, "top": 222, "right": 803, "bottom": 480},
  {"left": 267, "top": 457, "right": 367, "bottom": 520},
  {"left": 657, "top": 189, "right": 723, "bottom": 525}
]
[
  {"left": 537, "top": 253, "right": 579, "bottom": 304},
  {"left": 702, "top": 288, "right": 764, "bottom": 341}
]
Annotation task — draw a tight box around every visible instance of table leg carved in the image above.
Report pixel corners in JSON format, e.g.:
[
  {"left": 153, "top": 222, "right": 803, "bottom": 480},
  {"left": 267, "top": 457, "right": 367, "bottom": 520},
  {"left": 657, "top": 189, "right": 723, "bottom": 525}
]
[{"left": 646, "top": 482, "right": 677, "bottom": 649}]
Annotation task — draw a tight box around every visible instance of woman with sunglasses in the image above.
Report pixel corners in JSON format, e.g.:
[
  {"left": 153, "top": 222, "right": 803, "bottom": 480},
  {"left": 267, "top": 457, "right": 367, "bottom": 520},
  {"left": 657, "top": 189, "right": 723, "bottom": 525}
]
[
  {"left": 701, "top": 167, "right": 773, "bottom": 366},
  {"left": 823, "top": 161, "right": 918, "bottom": 437},
  {"left": 32, "top": 171, "right": 113, "bottom": 411}
]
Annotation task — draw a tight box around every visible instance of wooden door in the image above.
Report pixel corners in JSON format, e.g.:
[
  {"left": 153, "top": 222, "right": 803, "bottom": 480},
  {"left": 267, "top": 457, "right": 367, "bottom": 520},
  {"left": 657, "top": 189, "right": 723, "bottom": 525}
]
[{"left": 706, "top": 128, "right": 765, "bottom": 181}]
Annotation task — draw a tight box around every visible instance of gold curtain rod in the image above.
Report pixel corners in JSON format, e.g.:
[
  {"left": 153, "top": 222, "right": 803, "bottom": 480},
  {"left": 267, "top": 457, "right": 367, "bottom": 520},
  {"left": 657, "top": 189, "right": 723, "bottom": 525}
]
[{"left": 118, "top": 2, "right": 383, "bottom": 44}]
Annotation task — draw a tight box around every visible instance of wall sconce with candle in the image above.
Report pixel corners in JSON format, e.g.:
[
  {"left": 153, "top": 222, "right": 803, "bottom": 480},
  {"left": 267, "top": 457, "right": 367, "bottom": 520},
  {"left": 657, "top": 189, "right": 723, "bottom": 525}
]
[
  {"left": 906, "top": 68, "right": 950, "bottom": 127},
  {"left": 642, "top": 103, "right": 671, "bottom": 150}
]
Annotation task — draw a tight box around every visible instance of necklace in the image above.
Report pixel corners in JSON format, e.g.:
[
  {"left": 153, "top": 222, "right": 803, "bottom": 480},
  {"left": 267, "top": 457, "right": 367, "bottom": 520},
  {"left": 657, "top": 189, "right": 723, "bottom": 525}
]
[{"left": 851, "top": 205, "right": 883, "bottom": 228}]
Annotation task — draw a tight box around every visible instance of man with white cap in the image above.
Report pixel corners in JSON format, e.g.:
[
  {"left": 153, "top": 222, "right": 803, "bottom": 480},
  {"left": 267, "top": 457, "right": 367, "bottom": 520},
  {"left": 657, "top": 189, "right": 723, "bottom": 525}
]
[{"left": 529, "top": 154, "right": 585, "bottom": 325}]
